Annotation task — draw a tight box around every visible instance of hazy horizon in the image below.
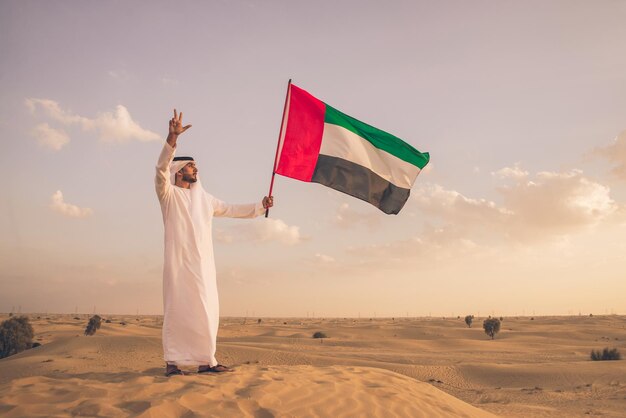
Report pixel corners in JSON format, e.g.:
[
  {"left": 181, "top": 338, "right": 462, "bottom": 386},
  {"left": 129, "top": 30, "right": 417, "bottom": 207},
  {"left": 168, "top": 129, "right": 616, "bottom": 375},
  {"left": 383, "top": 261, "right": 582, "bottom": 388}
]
[{"left": 2, "top": 310, "right": 623, "bottom": 319}]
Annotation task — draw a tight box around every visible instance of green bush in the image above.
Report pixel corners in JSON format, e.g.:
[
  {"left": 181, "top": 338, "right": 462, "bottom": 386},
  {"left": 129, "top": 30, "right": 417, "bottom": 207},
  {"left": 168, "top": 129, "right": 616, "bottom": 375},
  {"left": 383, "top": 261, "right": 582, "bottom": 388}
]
[
  {"left": 483, "top": 318, "right": 501, "bottom": 340},
  {"left": 0, "top": 316, "right": 34, "bottom": 359},
  {"left": 84, "top": 315, "right": 102, "bottom": 336},
  {"left": 590, "top": 348, "right": 621, "bottom": 361},
  {"left": 313, "top": 331, "right": 327, "bottom": 339},
  {"left": 464, "top": 315, "right": 474, "bottom": 328}
]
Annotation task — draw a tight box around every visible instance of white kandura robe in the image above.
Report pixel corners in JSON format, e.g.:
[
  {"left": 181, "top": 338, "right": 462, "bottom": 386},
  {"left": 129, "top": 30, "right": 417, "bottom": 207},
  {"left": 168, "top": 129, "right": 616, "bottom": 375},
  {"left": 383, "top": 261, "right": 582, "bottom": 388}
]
[{"left": 155, "top": 142, "right": 264, "bottom": 366}]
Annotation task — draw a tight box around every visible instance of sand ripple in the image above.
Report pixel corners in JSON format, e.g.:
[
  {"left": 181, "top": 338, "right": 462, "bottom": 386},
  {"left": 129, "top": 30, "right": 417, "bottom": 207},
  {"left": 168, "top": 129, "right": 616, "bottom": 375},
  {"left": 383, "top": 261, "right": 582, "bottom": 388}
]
[{"left": 0, "top": 365, "right": 495, "bottom": 418}]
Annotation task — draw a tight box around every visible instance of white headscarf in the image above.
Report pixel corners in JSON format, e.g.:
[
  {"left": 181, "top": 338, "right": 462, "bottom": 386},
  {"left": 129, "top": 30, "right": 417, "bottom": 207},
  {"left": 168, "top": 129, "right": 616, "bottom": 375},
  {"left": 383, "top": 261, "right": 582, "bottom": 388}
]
[
  {"left": 169, "top": 159, "right": 193, "bottom": 186},
  {"left": 169, "top": 158, "right": 212, "bottom": 245}
]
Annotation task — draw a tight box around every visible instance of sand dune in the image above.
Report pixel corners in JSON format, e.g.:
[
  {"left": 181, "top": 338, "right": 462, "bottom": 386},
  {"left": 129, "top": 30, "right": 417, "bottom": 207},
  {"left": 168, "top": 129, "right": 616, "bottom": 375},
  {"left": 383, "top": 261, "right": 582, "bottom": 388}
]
[
  {"left": 0, "top": 365, "right": 495, "bottom": 418},
  {"left": 0, "top": 314, "right": 624, "bottom": 417}
]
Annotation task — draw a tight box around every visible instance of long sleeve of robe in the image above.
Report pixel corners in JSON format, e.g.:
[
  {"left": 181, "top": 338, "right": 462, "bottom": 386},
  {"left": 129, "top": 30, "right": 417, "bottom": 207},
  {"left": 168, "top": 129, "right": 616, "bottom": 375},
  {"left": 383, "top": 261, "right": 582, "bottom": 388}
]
[{"left": 155, "top": 142, "right": 264, "bottom": 366}]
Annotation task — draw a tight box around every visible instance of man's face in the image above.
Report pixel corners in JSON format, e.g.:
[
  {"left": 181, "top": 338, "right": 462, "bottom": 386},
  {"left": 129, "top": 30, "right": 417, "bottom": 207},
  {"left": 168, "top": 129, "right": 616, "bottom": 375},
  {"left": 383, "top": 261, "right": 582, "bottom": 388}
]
[{"left": 179, "top": 162, "right": 198, "bottom": 183}]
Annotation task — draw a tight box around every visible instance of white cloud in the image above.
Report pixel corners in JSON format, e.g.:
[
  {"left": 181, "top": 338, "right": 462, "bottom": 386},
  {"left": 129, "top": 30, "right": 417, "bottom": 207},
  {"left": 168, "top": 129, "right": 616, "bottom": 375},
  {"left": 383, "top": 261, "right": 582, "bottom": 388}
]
[
  {"left": 345, "top": 168, "right": 618, "bottom": 269},
  {"left": 25, "top": 98, "right": 160, "bottom": 143},
  {"left": 31, "top": 123, "right": 70, "bottom": 150},
  {"left": 298, "top": 252, "right": 337, "bottom": 270},
  {"left": 344, "top": 224, "right": 486, "bottom": 271},
  {"left": 161, "top": 76, "right": 180, "bottom": 86},
  {"left": 216, "top": 218, "right": 306, "bottom": 245},
  {"left": 501, "top": 169, "right": 616, "bottom": 235},
  {"left": 93, "top": 105, "right": 161, "bottom": 142},
  {"left": 412, "top": 168, "right": 616, "bottom": 242},
  {"left": 338, "top": 168, "right": 619, "bottom": 272},
  {"left": 594, "top": 130, "right": 626, "bottom": 180},
  {"left": 314, "top": 253, "right": 335, "bottom": 263},
  {"left": 333, "top": 203, "right": 381, "bottom": 229},
  {"left": 49, "top": 190, "right": 93, "bottom": 218},
  {"left": 491, "top": 164, "right": 529, "bottom": 180},
  {"left": 26, "top": 98, "right": 86, "bottom": 125},
  {"left": 107, "top": 70, "right": 130, "bottom": 81},
  {"left": 412, "top": 183, "right": 511, "bottom": 226}
]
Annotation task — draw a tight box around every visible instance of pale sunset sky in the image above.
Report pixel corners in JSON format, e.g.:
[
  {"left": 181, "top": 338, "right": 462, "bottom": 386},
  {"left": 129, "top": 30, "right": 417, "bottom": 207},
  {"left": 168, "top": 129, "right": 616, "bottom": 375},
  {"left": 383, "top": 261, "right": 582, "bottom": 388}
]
[{"left": 1, "top": 1, "right": 625, "bottom": 317}]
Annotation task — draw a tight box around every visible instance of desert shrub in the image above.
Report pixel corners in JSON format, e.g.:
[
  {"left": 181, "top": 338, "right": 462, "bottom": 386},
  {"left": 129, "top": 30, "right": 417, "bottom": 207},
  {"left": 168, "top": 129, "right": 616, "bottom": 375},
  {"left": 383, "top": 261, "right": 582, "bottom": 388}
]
[
  {"left": 84, "top": 315, "right": 102, "bottom": 336},
  {"left": 0, "top": 316, "right": 34, "bottom": 359},
  {"left": 483, "top": 318, "right": 501, "bottom": 340},
  {"left": 590, "top": 348, "right": 621, "bottom": 361},
  {"left": 257, "top": 318, "right": 262, "bottom": 324},
  {"left": 465, "top": 315, "right": 474, "bottom": 328},
  {"left": 313, "top": 332, "right": 327, "bottom": 339},
  {"left": 105, "top": 319, "right": 111, "bottom": 324}
]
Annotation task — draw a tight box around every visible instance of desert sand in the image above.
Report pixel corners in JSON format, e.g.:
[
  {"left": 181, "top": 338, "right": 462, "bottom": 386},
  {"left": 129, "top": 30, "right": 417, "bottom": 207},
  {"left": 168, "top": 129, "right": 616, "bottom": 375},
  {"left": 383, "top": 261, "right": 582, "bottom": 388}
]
[{"left": 0, "top": 314, "right": 624, "bottom": 417}]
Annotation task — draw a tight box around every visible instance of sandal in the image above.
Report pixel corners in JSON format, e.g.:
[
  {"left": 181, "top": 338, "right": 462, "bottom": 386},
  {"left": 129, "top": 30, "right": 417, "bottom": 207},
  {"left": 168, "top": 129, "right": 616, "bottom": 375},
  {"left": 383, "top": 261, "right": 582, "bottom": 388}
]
[
  {"left": 165, "top": 365, "right": 186, "bottom": 377},
  {"left": 198, "top": 364, "right": 234, "bottom": 373}
]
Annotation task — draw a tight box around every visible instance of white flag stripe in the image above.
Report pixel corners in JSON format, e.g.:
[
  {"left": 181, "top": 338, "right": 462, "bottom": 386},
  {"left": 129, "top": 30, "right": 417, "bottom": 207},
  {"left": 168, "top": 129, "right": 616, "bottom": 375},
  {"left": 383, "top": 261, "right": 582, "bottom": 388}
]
[{"left": 319, "top": 123, "right": 420, "bottom": 189}]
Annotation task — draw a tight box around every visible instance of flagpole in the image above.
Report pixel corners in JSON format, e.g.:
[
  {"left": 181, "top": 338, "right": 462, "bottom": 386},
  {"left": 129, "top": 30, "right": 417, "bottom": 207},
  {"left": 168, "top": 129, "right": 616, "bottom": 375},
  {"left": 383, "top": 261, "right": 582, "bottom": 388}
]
[{"left": 265, "top": 78, "right": 292, "bottom": 218}]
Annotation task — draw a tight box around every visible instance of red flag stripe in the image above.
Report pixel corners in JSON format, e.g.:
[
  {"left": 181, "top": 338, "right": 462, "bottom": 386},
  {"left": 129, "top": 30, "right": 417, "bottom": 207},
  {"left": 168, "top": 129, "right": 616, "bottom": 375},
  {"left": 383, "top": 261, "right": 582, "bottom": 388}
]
[{"left": 275, "top": 84, "right": 325, "bottom": 182}]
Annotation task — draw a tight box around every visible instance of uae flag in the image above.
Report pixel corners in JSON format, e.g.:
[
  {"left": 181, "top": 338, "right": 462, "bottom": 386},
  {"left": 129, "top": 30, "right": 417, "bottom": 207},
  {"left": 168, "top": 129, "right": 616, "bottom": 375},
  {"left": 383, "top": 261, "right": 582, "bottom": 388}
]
[{"left": 275, "top": 84, "right": 430, "bottom": 214}]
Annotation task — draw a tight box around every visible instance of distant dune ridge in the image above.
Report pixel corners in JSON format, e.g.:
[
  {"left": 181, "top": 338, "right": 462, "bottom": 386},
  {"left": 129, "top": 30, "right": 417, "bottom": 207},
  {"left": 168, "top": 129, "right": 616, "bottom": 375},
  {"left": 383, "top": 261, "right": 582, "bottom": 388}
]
[{"left": 0, "top": 314, "right": 625, "bottom": 417}]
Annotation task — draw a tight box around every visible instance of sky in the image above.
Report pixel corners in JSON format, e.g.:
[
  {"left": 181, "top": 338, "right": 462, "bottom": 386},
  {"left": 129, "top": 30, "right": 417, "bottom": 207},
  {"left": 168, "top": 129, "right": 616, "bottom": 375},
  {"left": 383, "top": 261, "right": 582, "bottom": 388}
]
[{"left": 1, "top": 0, "right": 625, "bottom": 317}]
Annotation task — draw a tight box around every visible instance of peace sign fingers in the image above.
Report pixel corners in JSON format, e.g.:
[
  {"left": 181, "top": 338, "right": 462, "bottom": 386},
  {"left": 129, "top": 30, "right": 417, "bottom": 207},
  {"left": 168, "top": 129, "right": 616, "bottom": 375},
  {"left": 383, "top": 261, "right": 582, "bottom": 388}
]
[{"left": 169, "top": 108, "right": 192, "bottom": 136}]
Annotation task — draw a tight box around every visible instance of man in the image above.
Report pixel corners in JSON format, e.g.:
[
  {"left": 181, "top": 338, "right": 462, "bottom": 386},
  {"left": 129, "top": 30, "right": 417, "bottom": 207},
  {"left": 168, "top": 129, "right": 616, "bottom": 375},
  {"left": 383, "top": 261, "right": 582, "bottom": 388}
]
[{"left": 155, "top": 109, "right": 273, "bottom": 377}]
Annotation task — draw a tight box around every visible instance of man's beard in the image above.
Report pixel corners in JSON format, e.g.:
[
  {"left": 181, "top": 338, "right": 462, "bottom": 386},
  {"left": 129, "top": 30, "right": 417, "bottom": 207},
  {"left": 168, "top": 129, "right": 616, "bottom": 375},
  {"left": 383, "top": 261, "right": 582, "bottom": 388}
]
[{"left": 182, "top": 173, "right": 197, "bottom": 183}]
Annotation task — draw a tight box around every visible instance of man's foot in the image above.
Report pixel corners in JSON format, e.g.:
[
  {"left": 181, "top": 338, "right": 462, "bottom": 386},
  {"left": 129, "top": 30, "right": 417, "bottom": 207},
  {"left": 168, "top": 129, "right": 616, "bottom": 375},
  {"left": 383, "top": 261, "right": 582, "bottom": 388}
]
[
  {"left": 198, "top": 364, "right": 234, "bottom": 373},
  {"left": 165, "top": 364, "right": 186, "bottom": 377}
]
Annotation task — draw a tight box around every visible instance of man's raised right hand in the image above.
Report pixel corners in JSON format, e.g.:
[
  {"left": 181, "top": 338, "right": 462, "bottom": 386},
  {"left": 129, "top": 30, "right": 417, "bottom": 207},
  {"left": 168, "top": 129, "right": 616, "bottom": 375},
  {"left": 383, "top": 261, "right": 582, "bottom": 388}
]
[{"left": 167, "top": 109, "right": 192, "bottom": 146}]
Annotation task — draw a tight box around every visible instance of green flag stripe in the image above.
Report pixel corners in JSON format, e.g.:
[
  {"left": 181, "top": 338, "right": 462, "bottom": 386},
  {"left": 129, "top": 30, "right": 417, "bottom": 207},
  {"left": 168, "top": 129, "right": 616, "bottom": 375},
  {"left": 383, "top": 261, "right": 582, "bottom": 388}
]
[{"left": 323, "top": 104, "right": 430, "bottom": 169}]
